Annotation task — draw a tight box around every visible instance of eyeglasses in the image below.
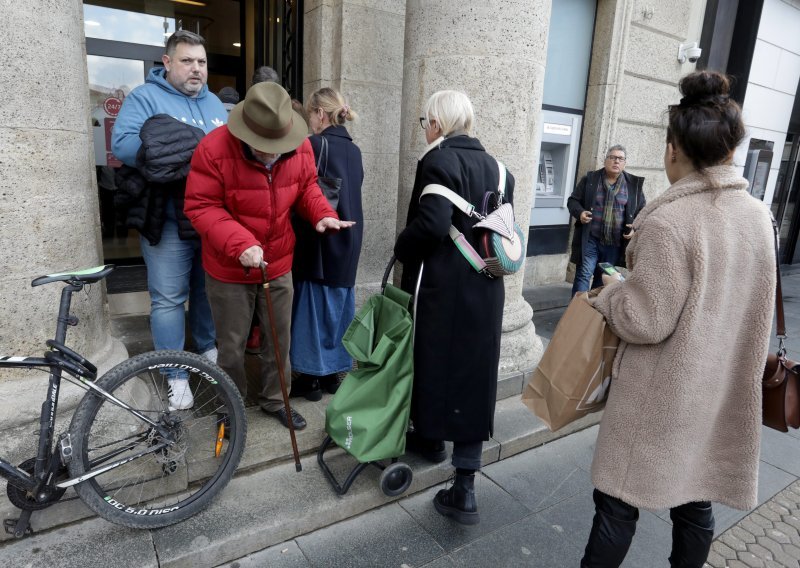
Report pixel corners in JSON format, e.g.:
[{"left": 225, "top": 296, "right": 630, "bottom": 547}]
[
  {"left": 419, "top": 116, "right": 428, "bottom": 130},
  {"left": 606, "top": 155, "right": 626, "bottom": 163}
]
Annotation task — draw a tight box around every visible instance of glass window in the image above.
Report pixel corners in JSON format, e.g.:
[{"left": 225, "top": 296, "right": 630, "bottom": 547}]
[
  {"left": 84, "top": 4, "right": 176, "bottom": 46},
  {"left": 542, "top": 0, "right": 597, "bottom": 110}
]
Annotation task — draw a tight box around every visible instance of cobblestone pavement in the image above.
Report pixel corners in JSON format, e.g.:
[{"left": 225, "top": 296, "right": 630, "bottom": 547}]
[{"left": 705, "top": 480, "right": 800, "bottom": 568}]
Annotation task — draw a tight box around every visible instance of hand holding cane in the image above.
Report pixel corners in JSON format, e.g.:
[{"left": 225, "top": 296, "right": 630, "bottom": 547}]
[{"left": 259, "top": 261, "right": 302, "bottom": 472}]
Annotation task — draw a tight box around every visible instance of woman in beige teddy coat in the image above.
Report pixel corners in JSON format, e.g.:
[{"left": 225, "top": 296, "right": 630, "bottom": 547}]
[{"left": 581, "top": 71, "right": 777, "bottom": 568}]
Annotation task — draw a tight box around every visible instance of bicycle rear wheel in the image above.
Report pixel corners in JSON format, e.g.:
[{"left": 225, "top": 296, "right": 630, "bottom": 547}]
[{"left": 68, "top": 350, "right": 246, "bottom": 529}]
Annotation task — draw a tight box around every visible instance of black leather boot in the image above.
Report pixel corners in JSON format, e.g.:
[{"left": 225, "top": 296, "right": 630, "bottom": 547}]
[
  {"left": 405, "top": 432, "right": 447, "bottom": 463},
  {"left": 433, "top": 472, "right": 479, "bottom": 525}
]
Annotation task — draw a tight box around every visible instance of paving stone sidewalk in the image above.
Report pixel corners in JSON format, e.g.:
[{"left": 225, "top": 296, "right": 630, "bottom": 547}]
[{"left": 706, "top": 480, "right": 800, "bottom": 568}]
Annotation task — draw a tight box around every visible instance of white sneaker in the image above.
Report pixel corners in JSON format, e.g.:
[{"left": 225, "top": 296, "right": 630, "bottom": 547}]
[
  {"left": 202, "top": 347, "right": 218, "bottom": 364},
  {"left": 168, "top": 378, "right": 194, "bottom": 410}
]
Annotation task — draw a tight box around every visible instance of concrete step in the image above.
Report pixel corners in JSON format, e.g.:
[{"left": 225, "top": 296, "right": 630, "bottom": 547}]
[
  {"left": 0, "top": 338, "right": 536, "bottom": 547},
  {"left": 0, "top": 395, "right": 601, "bottom": 567},
  {"left": 522, "top": 282, "right": 571, "bottom": 312}
]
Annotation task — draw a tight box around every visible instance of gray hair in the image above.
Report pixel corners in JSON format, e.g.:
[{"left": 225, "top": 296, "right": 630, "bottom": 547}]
[
  {"left": 423, "top": 90, "right": 475, "bottom": 137},
  {"left": 252, "top": 66, "right": 280, "bottom": 85},
  {"left": 606, "top": 144, "right": 627, "bottom": 159},
  {"left": 165, "top": 30, "right": 205, "bottom": 57}
]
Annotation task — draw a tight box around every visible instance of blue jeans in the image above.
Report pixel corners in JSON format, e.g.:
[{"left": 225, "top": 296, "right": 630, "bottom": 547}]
[
  {"left": 140, "top": 203, "right": 215, "bottom": 356},
  {"left": 452, "top": 441, "right": 483, "bottom": 470},
  {"left": 572, "top": 234, "right": 621, "bottom": 296}
]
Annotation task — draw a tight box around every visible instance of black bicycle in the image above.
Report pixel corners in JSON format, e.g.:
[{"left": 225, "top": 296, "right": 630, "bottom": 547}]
[{"left": 0, "top": 265, "right": 246, "bottom": 537}]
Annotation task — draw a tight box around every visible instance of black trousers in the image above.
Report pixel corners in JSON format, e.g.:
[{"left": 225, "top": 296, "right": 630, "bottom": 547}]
[{"left": 581, "top": 489, "right": 714, "bottom": 568}]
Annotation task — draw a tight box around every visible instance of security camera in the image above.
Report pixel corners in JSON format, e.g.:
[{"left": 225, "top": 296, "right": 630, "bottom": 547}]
[{"left": 678, "top": 42, "right": 702, "bottom": 64}]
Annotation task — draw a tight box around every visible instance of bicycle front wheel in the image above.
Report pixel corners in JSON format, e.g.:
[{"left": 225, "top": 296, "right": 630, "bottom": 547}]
[{"left": 68, "top": 350, "right": 246, "bottom": 529}]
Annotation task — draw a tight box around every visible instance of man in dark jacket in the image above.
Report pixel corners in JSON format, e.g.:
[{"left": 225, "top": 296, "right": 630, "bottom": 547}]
[
  {"left": 567, "top": 145, "right": 645, "bottom": 296},
  {"left": 111, "top": 30, "right": 226, "bottom": 412}
]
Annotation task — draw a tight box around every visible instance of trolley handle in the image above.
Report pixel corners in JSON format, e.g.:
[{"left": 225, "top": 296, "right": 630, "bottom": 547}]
[{"left": 381, "top": 255, "right": 397, "bottom": 291}]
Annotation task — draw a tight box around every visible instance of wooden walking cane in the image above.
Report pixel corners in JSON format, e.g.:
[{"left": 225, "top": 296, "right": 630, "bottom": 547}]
[{"left": 259, "top": 261, "right": 302, "bottom": 472}]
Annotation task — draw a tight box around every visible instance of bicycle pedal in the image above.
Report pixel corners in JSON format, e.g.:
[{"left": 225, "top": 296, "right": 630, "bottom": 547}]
[{"left": 3, "top": 515, "right": 33, "bottom": 538}]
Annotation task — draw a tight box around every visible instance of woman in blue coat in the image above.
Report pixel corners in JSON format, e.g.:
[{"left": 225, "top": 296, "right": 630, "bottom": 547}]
[{"left": 290, "top": 88, "right": 364, "bottom": 399}]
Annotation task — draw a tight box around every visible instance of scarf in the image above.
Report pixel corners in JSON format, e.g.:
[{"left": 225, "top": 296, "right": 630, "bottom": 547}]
[{"left": 590, "top": 174, "right": 628, "bottom": 246}]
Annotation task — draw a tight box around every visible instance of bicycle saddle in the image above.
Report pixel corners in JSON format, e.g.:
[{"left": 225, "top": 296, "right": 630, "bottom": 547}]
[{"left": 31, "top": 265, "right": 115, "bottom": 287}]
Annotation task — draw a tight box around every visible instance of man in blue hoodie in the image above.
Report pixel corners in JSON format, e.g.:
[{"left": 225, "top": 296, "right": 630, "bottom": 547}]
[{"left": 112, "top": 30, "right": 227, "bottom": 411}]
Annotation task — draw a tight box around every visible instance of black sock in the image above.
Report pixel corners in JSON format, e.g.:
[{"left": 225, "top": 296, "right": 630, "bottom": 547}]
[{"left": 456, "top": 468, "right": 475, "bottom": 476}]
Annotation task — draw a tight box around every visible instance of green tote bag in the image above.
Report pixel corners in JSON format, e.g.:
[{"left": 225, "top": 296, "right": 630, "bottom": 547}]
[{"left": 324, "top": 283, "right": 414, "bottom": 463}]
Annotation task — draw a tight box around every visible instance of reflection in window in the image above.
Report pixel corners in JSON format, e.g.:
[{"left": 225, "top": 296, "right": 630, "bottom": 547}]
[{"left": 84, "top": 4, "right": 175, "bottom": 47}]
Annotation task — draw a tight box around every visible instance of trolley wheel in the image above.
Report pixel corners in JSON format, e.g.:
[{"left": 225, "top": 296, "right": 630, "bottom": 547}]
[{"left": 379, "top": 462, "right": 413, "bottom": 497}]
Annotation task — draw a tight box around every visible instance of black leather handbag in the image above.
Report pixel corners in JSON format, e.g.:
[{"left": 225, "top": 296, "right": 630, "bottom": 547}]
[{"left": 316, "top": 136, "right": 341, "bottom": 211}]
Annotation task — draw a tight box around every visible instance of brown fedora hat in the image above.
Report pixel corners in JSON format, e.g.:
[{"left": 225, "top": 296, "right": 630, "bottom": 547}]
[{"left": 227, "top": 82, "right": 308, "bottom": 154}]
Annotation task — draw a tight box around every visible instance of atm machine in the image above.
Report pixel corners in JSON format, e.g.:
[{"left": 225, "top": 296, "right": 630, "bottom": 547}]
[{"left": 529, "top": 109, "right": 582, "bottom": 255}]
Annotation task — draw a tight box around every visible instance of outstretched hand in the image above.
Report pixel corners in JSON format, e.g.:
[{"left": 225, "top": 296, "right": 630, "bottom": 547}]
[{"left": 315, "top": 217, "right": 356, "bottom": 233}]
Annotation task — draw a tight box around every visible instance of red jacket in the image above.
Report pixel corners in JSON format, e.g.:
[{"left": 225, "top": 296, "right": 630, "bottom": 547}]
[{"left": 185, "top": 126, "right": 337, "bottom": 283}]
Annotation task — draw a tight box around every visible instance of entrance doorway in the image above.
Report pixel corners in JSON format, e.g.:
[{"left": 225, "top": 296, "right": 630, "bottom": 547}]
[
  {"left": 83, "top": 1, "right": 304, "bottom": 296},
  {"left": 84, "top": 0, "right": 243, "bottom": 293}
]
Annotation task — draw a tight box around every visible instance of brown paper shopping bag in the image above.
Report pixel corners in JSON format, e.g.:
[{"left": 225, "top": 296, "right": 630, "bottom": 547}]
[{"left": 522, "top": 291, "right": 619, "bottom": 431}]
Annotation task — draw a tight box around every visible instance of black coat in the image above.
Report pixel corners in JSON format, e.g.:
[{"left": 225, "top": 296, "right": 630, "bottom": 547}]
[
  {"left": 292, "top": 125, "right": 364, "bottom": 287},
  {"left": 394, "top": 135, "right": 510, "bottom": 442},
  {"left": 114, "top": 115, "right": 205, "bottom": 245},
  {"left": 566, "top": 168, "right": 646, "bottom": 267}
]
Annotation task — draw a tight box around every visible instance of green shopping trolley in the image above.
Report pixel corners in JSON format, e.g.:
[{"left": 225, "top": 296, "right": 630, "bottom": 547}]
[{"left": 317, "top": 257, "right": 415, "bottom": 497}]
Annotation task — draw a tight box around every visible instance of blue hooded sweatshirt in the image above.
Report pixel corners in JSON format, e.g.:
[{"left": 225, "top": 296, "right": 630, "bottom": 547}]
[{"left": 111, "top": 67, "right": 228, "bottom": 167}]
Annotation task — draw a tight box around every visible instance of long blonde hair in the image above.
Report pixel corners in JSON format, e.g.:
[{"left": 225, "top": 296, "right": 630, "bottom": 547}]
[{"left": 306, "top": 87, "right": 357, "bottom": 126}]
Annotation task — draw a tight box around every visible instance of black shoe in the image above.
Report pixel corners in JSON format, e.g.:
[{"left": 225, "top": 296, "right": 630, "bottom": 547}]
[
  {"left": 263, "top": 407, "right": 307, "bottom": 430},
  {"left": 291, "top": 374, "right": 323, "bottom": 401},
  {"left": 433, "top": 473, "right": 479, "bottom": 525},
  {"left": 320, "top": 373, "right": 343, "bottom": 395},
  {"left": 405, "top": 432, "right": 447, "bottom": 463}
]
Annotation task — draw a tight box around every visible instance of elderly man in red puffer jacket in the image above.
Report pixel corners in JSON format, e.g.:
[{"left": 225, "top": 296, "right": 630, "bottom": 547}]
[{"left": 185, "top": 82, "right": 354, "bottom": 431}]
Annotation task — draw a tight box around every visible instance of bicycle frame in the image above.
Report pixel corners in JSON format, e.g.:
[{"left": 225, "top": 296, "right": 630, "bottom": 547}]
[{"left": 0, "top": 282, "right": 169, "bottom": 495}]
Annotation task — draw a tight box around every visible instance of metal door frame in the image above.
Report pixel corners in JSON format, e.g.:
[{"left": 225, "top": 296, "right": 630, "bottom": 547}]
[{"left": 254, "top": 0, "right": 304, "bottom": 100}]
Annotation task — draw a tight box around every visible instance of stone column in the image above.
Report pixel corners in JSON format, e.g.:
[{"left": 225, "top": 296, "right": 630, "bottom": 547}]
[
  {"left": 0, "top": 0, "right": 126, "bottom": 427},
  {"left": 397, "top": 0, "right": 549, "bottom": 383}
]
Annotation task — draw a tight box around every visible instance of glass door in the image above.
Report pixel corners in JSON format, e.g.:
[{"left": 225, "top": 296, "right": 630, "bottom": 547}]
[
  {"left": 89, "top": 54, "right": 147, "bottom": 262},
  {"left": 83, "top": 1, "right": 244, "bottom": 293}
]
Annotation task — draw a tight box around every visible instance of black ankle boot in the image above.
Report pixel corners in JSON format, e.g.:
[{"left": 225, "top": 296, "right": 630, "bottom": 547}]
[
  {"left": 433, "top": 472, "right": 479, "bottom": 525},
  {"left": 405, "top": 432, "right": 447, "bottom": 463}
]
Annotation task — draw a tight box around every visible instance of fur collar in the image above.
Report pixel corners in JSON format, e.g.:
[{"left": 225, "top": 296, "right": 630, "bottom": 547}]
[{"left": 633, "top": 165, "right": 747, "bottom": 230}]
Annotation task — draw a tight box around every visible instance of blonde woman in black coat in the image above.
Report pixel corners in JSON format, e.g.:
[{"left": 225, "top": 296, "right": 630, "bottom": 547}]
[
  {"left": 395, "top": 90, "right": 512, "bottom": 526},
  {"left": 290, "top": 88, "right": 364, "bottom": 399}
]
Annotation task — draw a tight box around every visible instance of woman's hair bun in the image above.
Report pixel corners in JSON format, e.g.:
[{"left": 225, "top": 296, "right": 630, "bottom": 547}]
[
  {"left": 679, "top": 71, "right": 731, "bottom": 106},
  {"left": 668, "top": 70, "right": 744, "bottom": 170}
]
